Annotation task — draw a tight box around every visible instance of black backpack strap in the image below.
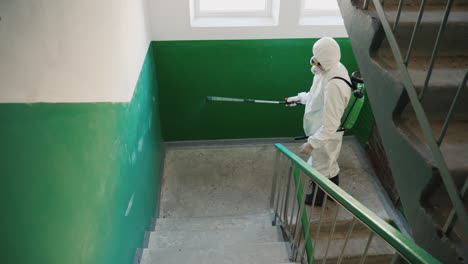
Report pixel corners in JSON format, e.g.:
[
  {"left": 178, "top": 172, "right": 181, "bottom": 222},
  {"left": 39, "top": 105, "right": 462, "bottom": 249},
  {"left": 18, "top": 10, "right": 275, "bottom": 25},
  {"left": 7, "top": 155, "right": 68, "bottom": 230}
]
[
  {"left": 330, "top": 76, "right": 355, "bottom": 90},
  {"left": 330, "top": 76, "right": 357, "bottom": 132}
]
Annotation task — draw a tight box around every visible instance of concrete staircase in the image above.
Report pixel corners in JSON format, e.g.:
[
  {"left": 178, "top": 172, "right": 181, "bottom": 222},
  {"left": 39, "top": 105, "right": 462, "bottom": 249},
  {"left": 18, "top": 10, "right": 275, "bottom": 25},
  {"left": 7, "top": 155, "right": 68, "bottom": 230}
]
[
  {"left": 140, "top": 213, "right": 293, "bottom": 264},
  {"left": 137, "top": 138, "right": 397, "bottom": 264},
  {"left": 374, "top": 2, "right": 468, "bottom": 248},
  {"left": 338, "top": 0, "right": 468, "bottom": 262}
]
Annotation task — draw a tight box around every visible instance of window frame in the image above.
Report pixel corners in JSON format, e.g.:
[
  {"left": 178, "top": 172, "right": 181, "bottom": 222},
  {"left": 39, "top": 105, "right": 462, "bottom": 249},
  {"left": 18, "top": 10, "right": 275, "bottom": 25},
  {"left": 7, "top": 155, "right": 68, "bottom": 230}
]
[
  {"left": 300, "top": 0, "right": 341, "bottom": 17},
  {"left": 193, "top": 0, "right": 273, "bottom": 18}
]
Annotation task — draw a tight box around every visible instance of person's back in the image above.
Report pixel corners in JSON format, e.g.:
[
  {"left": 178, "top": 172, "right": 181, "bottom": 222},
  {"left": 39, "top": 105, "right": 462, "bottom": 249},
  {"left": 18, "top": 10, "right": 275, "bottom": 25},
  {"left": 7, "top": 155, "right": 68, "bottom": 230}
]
[
  {"left": 302, "top": 62, "right": 350, "bottom": 138},
  {"left": 286, "top": 37, "right": 351, "bottom": 205}
]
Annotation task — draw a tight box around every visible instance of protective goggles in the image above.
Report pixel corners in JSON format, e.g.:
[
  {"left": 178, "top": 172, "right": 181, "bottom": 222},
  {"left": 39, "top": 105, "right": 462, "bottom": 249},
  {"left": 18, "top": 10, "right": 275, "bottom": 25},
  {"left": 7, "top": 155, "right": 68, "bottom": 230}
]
[{"left": 310, "top": 57, "right": 320, "bottom": 66}]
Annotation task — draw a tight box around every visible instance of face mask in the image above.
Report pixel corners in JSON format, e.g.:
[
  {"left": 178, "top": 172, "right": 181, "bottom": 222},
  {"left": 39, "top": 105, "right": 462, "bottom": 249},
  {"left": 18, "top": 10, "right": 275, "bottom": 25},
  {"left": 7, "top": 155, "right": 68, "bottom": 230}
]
[
  {"left": 311, "top": 65, "right": 323, "bottom": 75},
  {"left": 310, "top": 56, "right": 322, "bottom": 75}
]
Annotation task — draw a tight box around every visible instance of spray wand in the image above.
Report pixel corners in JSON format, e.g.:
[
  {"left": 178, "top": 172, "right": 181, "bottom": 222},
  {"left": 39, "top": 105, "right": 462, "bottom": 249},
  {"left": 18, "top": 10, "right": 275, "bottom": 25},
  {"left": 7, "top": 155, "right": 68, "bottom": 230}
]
[{"left": 206, "top": 96, "right": 302, "bottom": 106}]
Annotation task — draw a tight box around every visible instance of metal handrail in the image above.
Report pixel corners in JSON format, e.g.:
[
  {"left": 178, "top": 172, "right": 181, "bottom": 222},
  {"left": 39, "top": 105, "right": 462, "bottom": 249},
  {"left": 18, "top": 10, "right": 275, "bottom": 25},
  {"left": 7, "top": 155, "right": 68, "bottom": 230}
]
[
  {"left": 271, "top": 143, "right": 441, "bottom": 264},
  {"left": 365, "top": 0, "right": 468, "bottom": 236}
]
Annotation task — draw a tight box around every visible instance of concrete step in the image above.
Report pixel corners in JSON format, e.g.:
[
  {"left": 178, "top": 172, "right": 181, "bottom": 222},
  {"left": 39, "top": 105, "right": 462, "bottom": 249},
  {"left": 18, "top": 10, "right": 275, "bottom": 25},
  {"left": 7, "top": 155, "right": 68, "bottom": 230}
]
[
  {"left": 376, "top": 51, "right": 468, "bottom": 71},
  {"left": 148, "top": 226, "right": 283, "bottom": 249},
  {"left": 140, "top": 242, "right": 293, "bottom": 264},
  {"left": 374, "top": 55, "right": 468, "bottom": 116},
  {"left": 155, "top": 212, "right": 273, "bottom": 232},
  {"left": 367, "top": 2, "right": 468, "bottom": 115},
  {"left": 397, "top": 115, "right": 468, "bottom": 244},
  {"left": 371, "top": 5, "right": 468, "bottom": 56},
  {"left": 421, "top": 175, "right": 468, "bottom": 248},
  {"left": 142, "top": 238, "right": 395, "bottom": 264},
  {"left": 397, "top": 116, "right": 468, "bottom": 173},
  {"left": 386, "top": 21, "right": 468, "bottom": 58}
]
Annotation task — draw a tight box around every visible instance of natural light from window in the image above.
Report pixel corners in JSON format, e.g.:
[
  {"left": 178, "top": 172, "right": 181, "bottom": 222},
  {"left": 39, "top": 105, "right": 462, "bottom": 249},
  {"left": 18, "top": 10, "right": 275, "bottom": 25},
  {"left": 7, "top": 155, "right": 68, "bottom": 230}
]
[
  {"left": 304, "top": 0, "right": 339, "bottom": 10},
  {"left": 199, "top": 0, "right": 267, "bottom": 12}
]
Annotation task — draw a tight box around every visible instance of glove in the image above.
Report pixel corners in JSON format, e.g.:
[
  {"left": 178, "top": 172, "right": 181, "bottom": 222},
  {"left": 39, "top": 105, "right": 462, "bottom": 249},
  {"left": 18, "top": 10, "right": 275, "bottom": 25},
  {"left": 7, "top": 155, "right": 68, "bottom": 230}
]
[
  {"left": 285, "top": 96, "right": 301, "bottom": 107},
  {"left": 300, "top": 142, "right": 313, "bottom": 155}
]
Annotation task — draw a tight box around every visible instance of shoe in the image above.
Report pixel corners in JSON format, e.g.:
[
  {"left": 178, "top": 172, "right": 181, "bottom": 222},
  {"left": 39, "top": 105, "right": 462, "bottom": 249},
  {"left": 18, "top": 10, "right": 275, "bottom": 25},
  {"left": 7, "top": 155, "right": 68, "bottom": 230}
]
[
  {"left": 305, "top": 193, "right": 314, "bottom": 205},
  {"left": 305, "top": 193, "right": 324, "bottom": 206}
]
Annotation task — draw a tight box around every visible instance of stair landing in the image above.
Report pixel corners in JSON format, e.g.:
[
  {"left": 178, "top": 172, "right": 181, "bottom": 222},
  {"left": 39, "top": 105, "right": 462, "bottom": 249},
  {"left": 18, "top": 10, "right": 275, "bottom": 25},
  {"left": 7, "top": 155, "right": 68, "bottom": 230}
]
[
  {"left": 159, "top": 137, "right": 393, "bottom": 219},
  {"left": 139, "top": 137, "right": 398, "bottom": 264}
]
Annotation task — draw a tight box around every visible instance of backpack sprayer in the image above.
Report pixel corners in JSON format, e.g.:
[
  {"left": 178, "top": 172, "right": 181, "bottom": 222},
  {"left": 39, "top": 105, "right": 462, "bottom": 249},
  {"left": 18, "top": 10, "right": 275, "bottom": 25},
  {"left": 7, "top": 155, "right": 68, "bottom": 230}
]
[
  {"left": 207, "top": 71, "right": 365, "bottom": 140},
  {"left": 295, "top": 71, "right": 365, "bottom": 140}
]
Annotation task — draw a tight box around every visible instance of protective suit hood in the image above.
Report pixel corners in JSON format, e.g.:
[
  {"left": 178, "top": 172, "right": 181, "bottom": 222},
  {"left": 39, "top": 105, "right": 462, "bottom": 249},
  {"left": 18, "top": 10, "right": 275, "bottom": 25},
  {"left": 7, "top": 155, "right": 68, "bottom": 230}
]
[{"left": 313, "top": 37, "right": 341, "bottom": 71}]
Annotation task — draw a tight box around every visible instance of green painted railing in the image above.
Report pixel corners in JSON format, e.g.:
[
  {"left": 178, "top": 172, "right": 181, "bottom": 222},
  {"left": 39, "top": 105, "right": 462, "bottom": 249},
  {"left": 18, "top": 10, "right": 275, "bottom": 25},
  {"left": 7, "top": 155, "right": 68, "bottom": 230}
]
[{"left": 270, "top": 143, "right": 441, "bottom": 264}]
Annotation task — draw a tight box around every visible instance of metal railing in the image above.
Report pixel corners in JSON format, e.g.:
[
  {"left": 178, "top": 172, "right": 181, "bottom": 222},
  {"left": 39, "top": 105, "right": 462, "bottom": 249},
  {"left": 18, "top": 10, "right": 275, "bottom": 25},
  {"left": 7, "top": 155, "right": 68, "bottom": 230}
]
[
  {"left": 270, "top": 143, "right": 441, "bottom": 264},
  {"left": 362, "top": 0, "right": 468, "bottom": 236}
]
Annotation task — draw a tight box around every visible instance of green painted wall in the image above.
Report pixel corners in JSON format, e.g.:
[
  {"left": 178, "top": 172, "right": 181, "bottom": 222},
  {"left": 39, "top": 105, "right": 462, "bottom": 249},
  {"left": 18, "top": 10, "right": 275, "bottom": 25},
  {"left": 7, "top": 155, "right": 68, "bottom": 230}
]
[
  {"left": 0, "top": 38, "right": 375, "bottom": 264},
  {"left": 153, "top": 38, "right": 374, "bottom": 143},
  {"left": 0, "top": 44, "right": 163, "bottom": 264}
]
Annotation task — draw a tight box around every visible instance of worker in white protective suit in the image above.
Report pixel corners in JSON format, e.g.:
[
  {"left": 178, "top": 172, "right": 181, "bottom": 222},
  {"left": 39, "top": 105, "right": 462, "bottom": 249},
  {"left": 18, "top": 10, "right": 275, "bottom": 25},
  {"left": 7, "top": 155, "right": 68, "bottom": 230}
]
[{"left": 286, "top": 37, "right": 351, "bottom": 206}]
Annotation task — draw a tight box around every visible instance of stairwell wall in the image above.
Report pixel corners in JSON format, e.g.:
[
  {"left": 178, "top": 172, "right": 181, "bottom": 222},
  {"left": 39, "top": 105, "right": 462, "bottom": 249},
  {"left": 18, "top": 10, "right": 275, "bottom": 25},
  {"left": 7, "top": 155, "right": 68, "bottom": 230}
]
[
  {"left": 0, "top": 47, "right": 163, "bottom": 263},
  {"left": 0, "top": 1, "right": 163, "bottom": 264},
  {"left": 147, "top": 0, "right": 374, "bottom": 145},
  {"left": 153, "top": 38, "right": 374, "bottom": 145}
]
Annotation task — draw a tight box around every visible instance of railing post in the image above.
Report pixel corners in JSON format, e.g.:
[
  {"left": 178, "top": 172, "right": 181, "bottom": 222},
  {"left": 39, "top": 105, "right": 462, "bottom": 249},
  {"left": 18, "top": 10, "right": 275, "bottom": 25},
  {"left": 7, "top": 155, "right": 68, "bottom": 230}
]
[
  {"left": 314, "top": 193, "right": 328, "bottom": 248},
  {"left": 274, "top": 143, "right": 442, "bottom": 263},
  {"left": 419, "top": 0, "right": 455, "bottom": 101},
  {"left": 359, "top": 232, "right": 375, "bottom": 264},
  {"left": 405, "top": 0, "right": 426, "bottom": 65},
  {"left": 297, "top": 184, "right": 319, "bottom": 262},
  {"left": 289, "top": 166, "right": 301, "bottom": 235},
  {"left": 270, "top": 149, "right": 281, "bottom": 225},
  {"left": 393, "top": 0, "right": 404, "bottom": 31},
  {"left": 363, "top": 0, "right": 370, "bottom": 10},
  {"left": 277, "top": 160, "right": 289, "bottom": 227},
  {"left": 337, "top": 218, "right": 356, "bottom": 264},
  {"left": 390, "top": 253, "right": 404, "bottom": 264},
  {"left": 443, "top": 178, "right": 468, "bottom": 234},
  {"left": 274, "top": 159, "right": 285, "bottom": 226},
  {"left": 282, "top": 164, "right": 294, "bottom": 233},
  {"left": 321, "top": 205, "right": 340, "bottom": 264},
  {"left": 291, "top": 171, "right": 307, "bottom": 260},
  {"left": 437, "top": 70, "right": 467, "bottom": 145}
]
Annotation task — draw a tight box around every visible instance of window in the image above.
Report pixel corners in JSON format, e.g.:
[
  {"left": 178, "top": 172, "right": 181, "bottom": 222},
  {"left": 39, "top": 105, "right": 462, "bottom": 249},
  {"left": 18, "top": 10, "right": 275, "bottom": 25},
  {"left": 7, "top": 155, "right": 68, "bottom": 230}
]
[
  {"left": 190, "top": 0, "right": 279, "bottom": 27},
  {"left": 199, "top": 0, "right": 267, "bottom": 12},
  {"left": 303, "top": 0, "right": 339, "bottom": 11},
  {"left": 300, "top": 0, "right": 343, "bottom": 25}
]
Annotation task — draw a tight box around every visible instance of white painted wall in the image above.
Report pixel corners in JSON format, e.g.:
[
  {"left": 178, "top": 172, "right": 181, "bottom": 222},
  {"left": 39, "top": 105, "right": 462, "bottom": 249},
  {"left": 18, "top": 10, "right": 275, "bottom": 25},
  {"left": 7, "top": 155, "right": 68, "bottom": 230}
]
[
  {"left": 148, "top": 0, "right": 348, "bottom": 41},
  {"left": 0, "top": 0, "right": 151, "bottom": 103},
  {"left": 0, "top": 0, "right": 347, "bottom": 102}
]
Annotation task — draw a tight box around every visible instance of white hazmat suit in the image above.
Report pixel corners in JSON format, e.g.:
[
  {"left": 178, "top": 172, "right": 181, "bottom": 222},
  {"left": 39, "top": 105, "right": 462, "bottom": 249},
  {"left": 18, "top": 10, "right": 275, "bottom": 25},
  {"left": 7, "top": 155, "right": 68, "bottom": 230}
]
[{"left": 289, "top": 37, "right": 351, "bottom": 179}]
